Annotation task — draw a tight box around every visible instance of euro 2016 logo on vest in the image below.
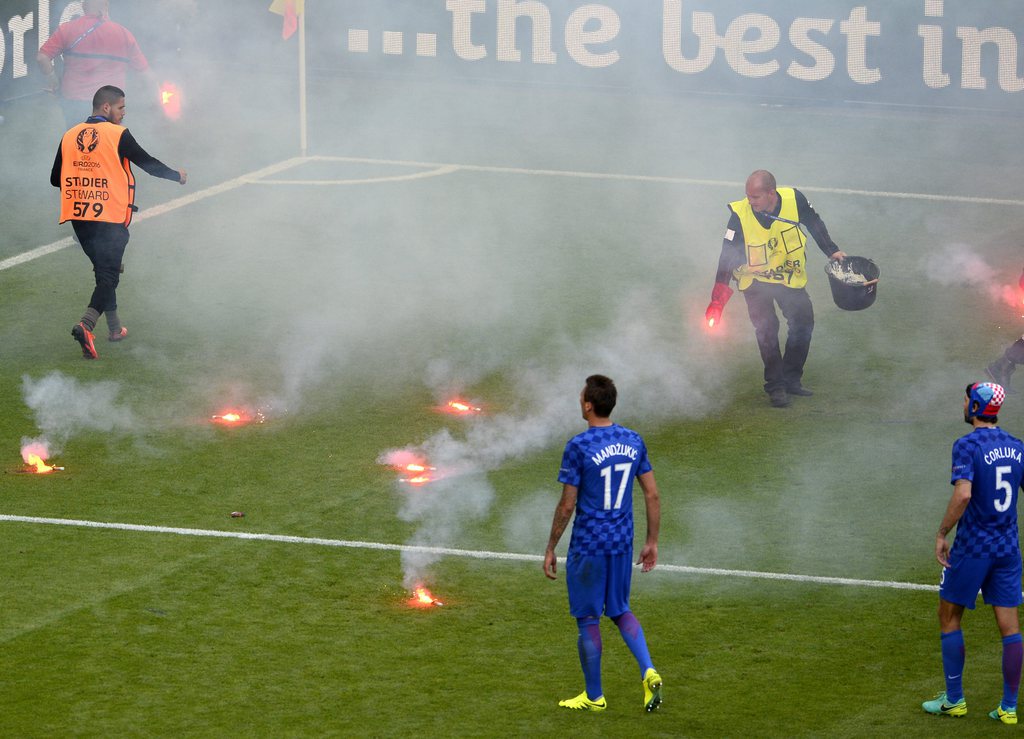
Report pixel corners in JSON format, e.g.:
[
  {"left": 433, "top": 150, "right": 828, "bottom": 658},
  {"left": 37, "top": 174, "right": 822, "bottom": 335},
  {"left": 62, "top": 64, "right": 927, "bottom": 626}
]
[{"left": 75, "top": 128, "right": 99, "bottom": 154}]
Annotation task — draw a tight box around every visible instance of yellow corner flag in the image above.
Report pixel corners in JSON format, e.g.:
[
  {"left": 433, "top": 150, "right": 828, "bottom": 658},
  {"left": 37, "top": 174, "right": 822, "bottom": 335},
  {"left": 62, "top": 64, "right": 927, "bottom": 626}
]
[{"left": 269, "top": 0, "right": 304, "bottom": 40}]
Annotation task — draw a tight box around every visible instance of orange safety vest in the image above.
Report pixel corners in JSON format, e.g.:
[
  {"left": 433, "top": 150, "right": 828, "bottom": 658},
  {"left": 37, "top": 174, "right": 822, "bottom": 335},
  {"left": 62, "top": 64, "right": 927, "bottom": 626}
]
[{"left": 58, "top": 121, "right": 135, "bottom": 226}]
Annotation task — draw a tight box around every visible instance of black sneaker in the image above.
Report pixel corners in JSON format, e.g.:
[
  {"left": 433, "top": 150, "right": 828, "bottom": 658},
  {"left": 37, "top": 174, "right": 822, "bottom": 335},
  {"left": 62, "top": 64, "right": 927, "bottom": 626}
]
[
  {"left": 787, "top": 384, "right": 813, "bottom": 397},
  {"left": 769, "top": 388, "right": 790, "bottom": 407}
]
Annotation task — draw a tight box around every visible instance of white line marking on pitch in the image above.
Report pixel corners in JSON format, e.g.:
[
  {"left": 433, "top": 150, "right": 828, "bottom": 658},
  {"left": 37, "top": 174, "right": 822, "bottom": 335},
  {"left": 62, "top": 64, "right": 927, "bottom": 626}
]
[
  {"left": 311, "top": 155, "right": 1024, "bottom": 207},
  {"left": 0, "top": 157, "right": 306, "bottom": 273},
  {"left": 0, "top": 514, "right": 936, "bottom": 592},
  {"left": 9, "top": 153, "right": 1016, "bottom": 274},
  {"left": 251, "top": 164, "right": 460, "bottom": 186}
]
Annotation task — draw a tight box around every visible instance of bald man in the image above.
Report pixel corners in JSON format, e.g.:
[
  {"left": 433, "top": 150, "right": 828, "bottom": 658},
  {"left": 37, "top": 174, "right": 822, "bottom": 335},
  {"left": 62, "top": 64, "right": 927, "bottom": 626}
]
[
  {"left": 37, "top": 0, "right": 157, "bottom": 127},
  {"left": 704, "top": 171, "right": 846, "bottom": 408}
]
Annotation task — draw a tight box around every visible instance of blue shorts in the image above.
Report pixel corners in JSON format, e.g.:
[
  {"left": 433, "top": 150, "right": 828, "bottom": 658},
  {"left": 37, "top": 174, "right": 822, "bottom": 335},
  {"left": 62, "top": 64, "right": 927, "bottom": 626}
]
[
  {"left": 566, "top": 551, "right": 633, "bottom": 619},
  {"left": 939, "top": 554, "right": 1023, "bottom": 609}
]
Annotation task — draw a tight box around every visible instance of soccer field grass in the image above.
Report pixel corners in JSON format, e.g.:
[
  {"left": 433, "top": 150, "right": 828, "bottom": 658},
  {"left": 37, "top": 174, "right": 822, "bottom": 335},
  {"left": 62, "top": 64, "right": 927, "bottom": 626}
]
[{"left": 3, "top": 69, "right": 1024, "bottom": 736}]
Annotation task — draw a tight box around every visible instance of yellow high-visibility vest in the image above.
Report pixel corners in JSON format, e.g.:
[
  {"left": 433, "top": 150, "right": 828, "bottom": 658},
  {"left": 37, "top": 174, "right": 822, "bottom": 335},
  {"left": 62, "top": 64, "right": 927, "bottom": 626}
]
[
  {"left": 730, "top": 187, "right": 807, "bottom": 290},
  {"left": 59, "top": 121, "right": 135, "bottom": 226}
]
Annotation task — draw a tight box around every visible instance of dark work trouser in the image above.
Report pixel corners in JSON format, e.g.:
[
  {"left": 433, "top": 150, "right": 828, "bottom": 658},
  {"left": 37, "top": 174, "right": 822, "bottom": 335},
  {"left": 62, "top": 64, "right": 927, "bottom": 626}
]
[
  {"left": 72, "top": 220, "right": 130, "bottom": 315},
  {"left": 742, "top": 281, "right": 814, "bottom": 393}
]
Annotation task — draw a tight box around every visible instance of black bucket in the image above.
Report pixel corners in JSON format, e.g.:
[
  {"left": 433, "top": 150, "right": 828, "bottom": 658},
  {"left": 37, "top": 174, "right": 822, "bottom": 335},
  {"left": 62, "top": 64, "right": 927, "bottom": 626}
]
[{"left": 824, "top": 256, "right": 879, "bottom": 311}]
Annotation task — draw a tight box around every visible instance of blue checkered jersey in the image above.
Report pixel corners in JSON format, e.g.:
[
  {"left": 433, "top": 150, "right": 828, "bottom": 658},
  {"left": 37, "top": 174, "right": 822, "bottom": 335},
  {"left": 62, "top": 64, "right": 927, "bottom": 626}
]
[
  {"left": 950, "top": 426, "right": 1024, "bottom": 558},
  {"left": 558, "top": 424, "right": 653, "bottom": 556}
]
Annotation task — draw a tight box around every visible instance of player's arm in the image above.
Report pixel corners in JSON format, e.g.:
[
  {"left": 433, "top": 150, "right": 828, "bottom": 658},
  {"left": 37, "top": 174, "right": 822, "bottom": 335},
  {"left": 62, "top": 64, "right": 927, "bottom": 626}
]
[
  {"left": 636, "top": 471, "right": 660, "bottom": 572},
  {"left": 935, "top": 479, "right": 971, "bottom": 568},
  {"left": 543, "top": 484, "right": 577, "bottom": 580}
]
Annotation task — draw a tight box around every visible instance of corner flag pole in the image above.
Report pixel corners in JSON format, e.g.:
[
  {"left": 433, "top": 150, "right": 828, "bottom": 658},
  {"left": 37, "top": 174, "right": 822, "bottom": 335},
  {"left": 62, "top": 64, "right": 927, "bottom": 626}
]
[{"left": 298, "top": 6, "right": 308, "bottom": 156}]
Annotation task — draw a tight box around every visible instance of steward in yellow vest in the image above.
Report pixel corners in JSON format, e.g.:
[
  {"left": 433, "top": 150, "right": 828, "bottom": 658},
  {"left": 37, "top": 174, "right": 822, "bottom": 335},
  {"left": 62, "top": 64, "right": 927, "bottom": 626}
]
[
  {"left": 703, "top": 170, "right": 846, "bottom": 407},
  {"left": 729, "top": 187, "right": 807, "bottom": 290},
  {"left": 50, "top": 84, "right": 187, "bottom": 359}
]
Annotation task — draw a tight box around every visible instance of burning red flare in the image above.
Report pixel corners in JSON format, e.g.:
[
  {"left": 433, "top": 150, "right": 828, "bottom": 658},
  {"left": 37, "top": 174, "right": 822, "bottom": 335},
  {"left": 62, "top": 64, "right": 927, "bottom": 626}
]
[
  {"left": 211, "top": 407, "right": 267, "bottom": 426},
  {"left": 159, "top": 82, "right": 182, "bottom": 120},
  {"left": 20, "top": 442, "right": 62, "bottom": 473},
  {"left": 381, "top": 451, "right": 441, "bottom": 486},
  {"left": 25, "top": 453, "right": 54, "bottom": 474},
  {"left": 400, "top": 463, "right": 437, "bottom": 486},
  {"left": 409, "top": 585, "right": 444, "bottom": 607},
  {"left": 211, "top": 411, "right": 246, "bottom": 425},
  {"left": 443, "top": 399, "right": 482, "bottom": 415}
]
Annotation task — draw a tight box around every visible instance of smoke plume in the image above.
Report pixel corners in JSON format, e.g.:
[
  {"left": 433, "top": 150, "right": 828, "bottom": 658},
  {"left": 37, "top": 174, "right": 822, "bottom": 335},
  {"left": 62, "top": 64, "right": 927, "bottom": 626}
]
[{"left": 20, "top": 371, "right": 138, "bottom": 458}]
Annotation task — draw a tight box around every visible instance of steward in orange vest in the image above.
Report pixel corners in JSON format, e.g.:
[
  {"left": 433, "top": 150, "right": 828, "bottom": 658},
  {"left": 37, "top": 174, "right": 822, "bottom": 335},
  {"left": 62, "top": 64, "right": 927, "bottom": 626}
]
[{"left": 50, "top": 84, "right": 186, "bottom": 359}]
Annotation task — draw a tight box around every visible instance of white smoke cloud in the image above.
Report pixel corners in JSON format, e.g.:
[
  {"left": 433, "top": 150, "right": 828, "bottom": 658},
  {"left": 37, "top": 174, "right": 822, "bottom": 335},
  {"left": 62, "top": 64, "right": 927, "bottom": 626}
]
[
  {"left": 384, "top": 289, "right": 727, "bottom": 588},
  {"left": 923, "top": 244, "right": 1020, "bottom": 307},
  {"left": 20, "top": 371, "right": 138, "bottom": 458}
]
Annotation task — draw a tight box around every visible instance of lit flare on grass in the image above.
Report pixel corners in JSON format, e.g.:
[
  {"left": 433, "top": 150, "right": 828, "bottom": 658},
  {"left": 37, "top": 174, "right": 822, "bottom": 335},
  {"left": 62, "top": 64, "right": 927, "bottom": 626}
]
[
  {"left": 401, "top": 462, "right": 437, "bottom": 486},
  {"left": 159, "top": 82, "right": 182, "bottom": 120},
  {"left": 403, "top": 463, "right": 436, "bottom": 485},
  {"left": 409, "top": 585, "right": 444, "bottom": 607},
  {"left": 443, "top": 399, "right": 482, "bottom": 415},
  {"left": 20, "top": 442, "right": 62, "bottom": 473},
  {"left": 380, "top": 450, "right": 439, "bottom": 486},
  {"left": 24, "top": 453, "right": 54, "bottom": 473},
  {"left": 211, "top": 408, "right": 267, "bottom": 426},
  {"left": 211, "top": 411, "right": 245, "bottom": 425}
]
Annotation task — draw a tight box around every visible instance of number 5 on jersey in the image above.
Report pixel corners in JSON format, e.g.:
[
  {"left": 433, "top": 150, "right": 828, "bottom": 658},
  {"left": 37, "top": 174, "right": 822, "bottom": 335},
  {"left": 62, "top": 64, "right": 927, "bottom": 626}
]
[{"left": 995, "top": 465, "right": 1014, "bottom": 513}]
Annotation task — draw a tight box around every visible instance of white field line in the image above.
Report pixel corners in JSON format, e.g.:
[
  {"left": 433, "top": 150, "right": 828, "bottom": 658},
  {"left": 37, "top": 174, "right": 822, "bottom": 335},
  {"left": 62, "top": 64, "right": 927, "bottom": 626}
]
[
  {"left": 0, "top": 513, "right": 936, "bottom": 592},
  {"left": 251, "top": 164, "right": 460, "bottom": 186},
  {"left": 0, "top": 157, "right": 306, "bottom": 273},
  {"left": 7, "top": 154, "right": 1024, "bottom": 274},
  {"left": 310, "top": 155, "right": 1024, "bottom": 207}
]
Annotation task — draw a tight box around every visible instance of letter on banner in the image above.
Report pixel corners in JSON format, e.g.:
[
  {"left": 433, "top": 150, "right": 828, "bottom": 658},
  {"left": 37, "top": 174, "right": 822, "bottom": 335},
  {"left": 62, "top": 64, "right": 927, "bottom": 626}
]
[
  {"left": 566, "top": 4, "right": 620, "bottom": 68},
  {"left": 788, "top": 17, "right": 835, "bottom": 81},
  {"left": 957, "top": 26, "right": 1024, "bottom": 92},
  {"left": 448, "top": 0, "right": 487, "bottom": 61},
  {"left": 840, "top": 6, "right": 881, "bottom": 84},
  {"left": 722, "top": 13, "right": 781, "bottom": 78},
  {"left": 663, "top": 0, "right": 719, "bottom": 74}
]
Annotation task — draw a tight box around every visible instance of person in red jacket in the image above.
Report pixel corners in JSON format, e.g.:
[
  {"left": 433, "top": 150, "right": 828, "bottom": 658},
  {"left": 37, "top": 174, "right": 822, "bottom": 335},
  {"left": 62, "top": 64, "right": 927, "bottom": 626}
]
[
  {"left": 51, "top": 85, "right": 186, "bottom": 359},
  {"left": 37, "top": 0, "right": 156, "bottom": 127}
]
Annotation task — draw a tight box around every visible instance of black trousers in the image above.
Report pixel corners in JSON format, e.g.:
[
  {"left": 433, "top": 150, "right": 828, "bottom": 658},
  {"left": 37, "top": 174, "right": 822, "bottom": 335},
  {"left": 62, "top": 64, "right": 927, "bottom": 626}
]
[
  {"left": 742, "top": 281, "right": 814, "bottom": 393},
  {"left": 72, "top": 220, "right": 130, "bottom": 315}
]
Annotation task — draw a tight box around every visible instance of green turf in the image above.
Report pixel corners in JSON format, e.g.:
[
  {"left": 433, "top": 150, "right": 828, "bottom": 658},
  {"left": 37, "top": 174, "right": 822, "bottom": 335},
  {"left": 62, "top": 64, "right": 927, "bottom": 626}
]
[{"left": 3, "top": 66, "right": 1024, "bottom": 736}]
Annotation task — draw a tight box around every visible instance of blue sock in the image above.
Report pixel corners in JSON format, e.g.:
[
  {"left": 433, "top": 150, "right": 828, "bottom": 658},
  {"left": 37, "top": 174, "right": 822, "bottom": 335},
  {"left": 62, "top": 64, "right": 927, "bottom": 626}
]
[
  {"left": 1002, "top": 633, "right": 1022, "bottom": 710},
  {"left": 612, "top": 611, "right": 654, "bottom": 676},
  {"left": 576, "top": 617, "right": 603, "bottom": 701},
  {"left": 940, "top": 630, "right": 966, "bottom": 703}
]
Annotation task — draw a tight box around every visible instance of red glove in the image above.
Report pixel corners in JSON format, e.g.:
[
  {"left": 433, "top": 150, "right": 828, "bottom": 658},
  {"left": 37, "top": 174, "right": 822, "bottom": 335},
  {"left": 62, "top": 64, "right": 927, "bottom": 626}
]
[
  {"left": 1018, "top": 267, "right": 1024, "bottom": 292},
  {"left": 705, "top": 283, "right": 734, "bottom": 328}
]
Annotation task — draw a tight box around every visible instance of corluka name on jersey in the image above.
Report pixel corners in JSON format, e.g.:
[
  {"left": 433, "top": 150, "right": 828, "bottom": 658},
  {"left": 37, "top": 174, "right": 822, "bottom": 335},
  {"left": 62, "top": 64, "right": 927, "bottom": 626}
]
[{"left": 950, "top": 426, "right": 1024, "bottom": 559}]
